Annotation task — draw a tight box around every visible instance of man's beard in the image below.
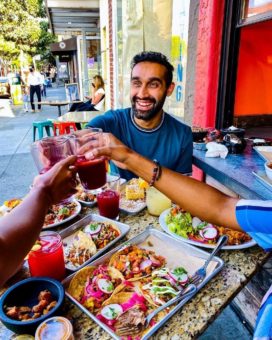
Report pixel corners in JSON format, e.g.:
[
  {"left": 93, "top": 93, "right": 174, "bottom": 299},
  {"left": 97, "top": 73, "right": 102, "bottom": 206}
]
[{"left": 131, "top": 95, "right": 166, "bottom": 121}]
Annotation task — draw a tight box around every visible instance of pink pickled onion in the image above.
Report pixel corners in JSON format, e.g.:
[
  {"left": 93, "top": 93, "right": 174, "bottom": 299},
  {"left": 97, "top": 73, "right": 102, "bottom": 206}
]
[{"left": 121, "top": 293, "right": 147, "bottom": 312}]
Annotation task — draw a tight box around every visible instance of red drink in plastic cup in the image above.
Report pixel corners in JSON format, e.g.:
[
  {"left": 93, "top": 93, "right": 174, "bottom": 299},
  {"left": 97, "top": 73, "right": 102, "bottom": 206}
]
[
  {"left": 97, "top": 189, "right": 120, "bottom": 219},
  {"left": 76, "top": 156, "right": 106, "bottom": 190},
  {"left": 28, "top": 231, "right": 65, "bottom": 281}
]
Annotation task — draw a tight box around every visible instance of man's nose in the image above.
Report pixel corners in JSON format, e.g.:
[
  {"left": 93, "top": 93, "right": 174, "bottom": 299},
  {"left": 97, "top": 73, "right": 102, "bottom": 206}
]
[{"left": 137, "top": 85, "right": 149, "bottom": 98}]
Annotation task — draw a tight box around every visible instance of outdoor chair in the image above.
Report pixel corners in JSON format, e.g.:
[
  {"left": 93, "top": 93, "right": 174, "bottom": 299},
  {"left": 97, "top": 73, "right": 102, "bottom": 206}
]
[
  {"left": 53, "top": 121, "right": 77, "bottom": 135},
  {"left": 32, "top": 120, "right": 54, "bottom": 141}
]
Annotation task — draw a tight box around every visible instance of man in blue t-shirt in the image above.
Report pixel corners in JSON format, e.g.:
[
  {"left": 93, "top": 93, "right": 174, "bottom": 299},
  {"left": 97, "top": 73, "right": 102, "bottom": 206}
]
[{"left": 86, "top": 51, "right": 192, "bottom": 180}]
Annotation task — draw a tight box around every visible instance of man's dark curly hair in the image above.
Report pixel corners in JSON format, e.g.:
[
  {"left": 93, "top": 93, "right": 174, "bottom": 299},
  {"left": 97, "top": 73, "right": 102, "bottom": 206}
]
[{"left": 131, "top": 51, "right": 174, "bottom": 87}]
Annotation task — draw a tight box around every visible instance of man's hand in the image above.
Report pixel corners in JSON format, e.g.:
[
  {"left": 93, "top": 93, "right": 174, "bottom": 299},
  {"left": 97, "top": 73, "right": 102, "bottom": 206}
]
[
  {"left": 84, "top": 133, "right": 133, "bottom": 170},
  {"left": 32, "top": 156, "right": 77, "bottom": 204}
]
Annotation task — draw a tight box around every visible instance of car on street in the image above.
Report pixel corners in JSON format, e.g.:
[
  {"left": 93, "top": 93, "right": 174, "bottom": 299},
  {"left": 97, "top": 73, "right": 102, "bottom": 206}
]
[{"left": 0, "top": 77, "right": 11, "bottom": 98}]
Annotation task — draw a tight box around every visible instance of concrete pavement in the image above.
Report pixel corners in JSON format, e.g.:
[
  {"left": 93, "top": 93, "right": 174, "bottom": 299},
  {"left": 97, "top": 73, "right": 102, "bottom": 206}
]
[{"left": 0, "top": 86, "right": 67, "bottom": 204}]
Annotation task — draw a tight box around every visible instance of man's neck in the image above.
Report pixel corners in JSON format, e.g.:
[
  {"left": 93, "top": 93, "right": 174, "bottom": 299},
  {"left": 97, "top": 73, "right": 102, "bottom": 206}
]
[{"left": 133, "top": 110, "right": 164, "bottom": 130}]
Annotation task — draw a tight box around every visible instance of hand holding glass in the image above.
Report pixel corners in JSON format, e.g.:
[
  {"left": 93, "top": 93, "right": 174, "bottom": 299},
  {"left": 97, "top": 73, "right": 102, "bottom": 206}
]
[{"left": 70, "top": 128, "right": 107, "bottom": 191}]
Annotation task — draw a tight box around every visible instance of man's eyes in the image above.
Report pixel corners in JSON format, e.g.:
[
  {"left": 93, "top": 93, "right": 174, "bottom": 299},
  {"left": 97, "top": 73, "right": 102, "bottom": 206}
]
[
  {"left": 149, "top": 81, "right": 159, "bottom": 88},
  {"left": 131, "top": 81, "right": 160, "bottom": 88}
]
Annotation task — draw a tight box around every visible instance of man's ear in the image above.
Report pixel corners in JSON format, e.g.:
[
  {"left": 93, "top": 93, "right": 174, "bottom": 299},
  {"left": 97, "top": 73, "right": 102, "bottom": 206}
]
[{"left": 166, "top": 82, "right": 175, "bottom": 96}]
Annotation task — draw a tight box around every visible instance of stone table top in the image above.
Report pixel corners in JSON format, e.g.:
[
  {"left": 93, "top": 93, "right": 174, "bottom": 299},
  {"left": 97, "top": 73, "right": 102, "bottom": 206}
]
[{"left": 0, "top": 206, "right": 270, "bottom": 339}]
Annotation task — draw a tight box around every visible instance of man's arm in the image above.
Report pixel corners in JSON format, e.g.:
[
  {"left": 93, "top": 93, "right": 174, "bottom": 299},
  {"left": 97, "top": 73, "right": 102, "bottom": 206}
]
[
  {"left": 0, "top": 156, "right": 77, "bottom": 287},
  {"left": 83, "top": 133, "right": 240, "bottom": 231}
]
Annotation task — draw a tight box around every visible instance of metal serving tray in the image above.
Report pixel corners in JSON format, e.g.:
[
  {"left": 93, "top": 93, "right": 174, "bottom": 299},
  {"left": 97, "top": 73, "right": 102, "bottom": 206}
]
[
  {"left": 62, "top": 227, "right": 224, "bottom": 339},
  {"left": 59, "top": 213, "right": 130, "bottom": 271}
]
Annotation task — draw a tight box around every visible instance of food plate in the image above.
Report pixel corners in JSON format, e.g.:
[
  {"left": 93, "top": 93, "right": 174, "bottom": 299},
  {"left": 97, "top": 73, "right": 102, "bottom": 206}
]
[
  {"left": 43, "top": 200, "right": 81, "bottom": 229},
  {"left": 253, "top": 146, "right": 272, "bottom": 161},
  {"left": 159, "top": 208, "right": 256, "bottom": 250},
  {"left": 59, "top": 214, "right": 130, "bottom": 271},
  {"left": 62, "top": 227, "right": 223, "bottom": 340},
  {"left": 252, "top": 170, "right": 272, "bottom": 190},
  {"left": 119, "top": 178, "right": 147, "bottom": 215}
]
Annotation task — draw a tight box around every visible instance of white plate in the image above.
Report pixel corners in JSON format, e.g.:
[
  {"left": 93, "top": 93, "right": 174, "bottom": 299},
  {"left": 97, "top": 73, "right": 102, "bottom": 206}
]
[
  {"left": 43, "top": 200, "right": 81, "bottom": 229},
  {"left": 159, "top": 208, "right": 256, "bottom": 250},
  {"left": 253, "top": 146, "right": 272, "bottom": 161}
]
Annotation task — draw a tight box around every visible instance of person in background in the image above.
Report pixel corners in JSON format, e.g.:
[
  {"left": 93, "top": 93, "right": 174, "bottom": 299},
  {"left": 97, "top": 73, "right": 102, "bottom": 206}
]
[
  {"left": 40, "top": 72, "right": 47, "bottom": 97},
  {"left": 0, "top": 156, "right": 77, "bottom": 287},
  {"left": 28, "top": 67, "right": 43, "bottom": 112},
  {"left": 69, "top": 75, "right": 105, "bottom": 112},
  {"left": 82, "top": 132, "right": 272, "bottom": 340},
  {"left": 86, "top": 51, "right": 193, "bottom": 181},
  {"left": 22, "top": 85, "right": 29, "bottom": 112}
]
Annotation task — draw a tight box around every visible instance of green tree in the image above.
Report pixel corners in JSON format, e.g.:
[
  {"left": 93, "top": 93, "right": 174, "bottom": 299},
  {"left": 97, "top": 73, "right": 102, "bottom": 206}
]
[{"left": 0, "top": 0, "right": 56, "bottom": 73}]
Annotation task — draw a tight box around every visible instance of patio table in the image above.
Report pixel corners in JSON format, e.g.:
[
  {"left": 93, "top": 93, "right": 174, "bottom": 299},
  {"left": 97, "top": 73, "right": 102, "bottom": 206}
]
[
  {"left": 57, "top": 110, "right": 102, "bottom": 123},
  {"left": 35, "top": 100, "right": 82, "bottom": 117},
  {"left": 0, "top": 205, "right": 269, "bottom": 339}
]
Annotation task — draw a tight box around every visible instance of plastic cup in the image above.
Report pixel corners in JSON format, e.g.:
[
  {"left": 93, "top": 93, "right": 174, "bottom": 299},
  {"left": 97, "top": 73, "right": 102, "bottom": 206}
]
[
  {"left": 146, "top": 187, "right": 171, "bottom": 216},
  {"left": 97, "top": 173, "right": 120, "bottom": 219},
  {"left": 28, "top": 231, "right": 66, "bottom": 281}
]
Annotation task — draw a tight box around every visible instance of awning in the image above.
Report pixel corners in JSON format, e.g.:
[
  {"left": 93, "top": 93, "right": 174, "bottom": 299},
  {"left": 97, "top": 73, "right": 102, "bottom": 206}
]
[{"left": 45, "top": 0, "right": 100, "bottom": 35}]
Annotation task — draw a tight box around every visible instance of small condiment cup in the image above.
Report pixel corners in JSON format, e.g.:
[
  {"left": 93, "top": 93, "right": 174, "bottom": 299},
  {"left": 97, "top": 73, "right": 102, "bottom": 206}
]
[
  {"left": 265, "top": 161, "right": 272, "bottom": 180},
  {"left": 35, "top": 316, "right": 74, "bottom": 340}
]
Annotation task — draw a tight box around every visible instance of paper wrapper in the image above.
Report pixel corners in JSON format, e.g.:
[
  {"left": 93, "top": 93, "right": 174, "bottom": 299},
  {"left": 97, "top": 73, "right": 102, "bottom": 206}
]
[{"left": 140, "top": 235, "right": 217, "bottom": 276}]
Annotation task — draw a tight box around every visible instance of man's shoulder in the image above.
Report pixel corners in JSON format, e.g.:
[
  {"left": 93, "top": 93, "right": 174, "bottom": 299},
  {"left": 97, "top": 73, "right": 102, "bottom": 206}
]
[{"left": 164, "top": 112, "right": 191, "bottom": 131}]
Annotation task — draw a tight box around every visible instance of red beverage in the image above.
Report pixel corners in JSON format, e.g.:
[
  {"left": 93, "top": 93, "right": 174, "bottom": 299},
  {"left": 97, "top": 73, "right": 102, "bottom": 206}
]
[
  {"left": 97, "top": 189, "right": 120, "bottom": 219},
  {"left": 39, "top": 166, "right": 52, "bottom": 175},
  {"left": 28, "top": 231, "right": 65, "bottom": 281},
  {"left": 76, "top": 156, "right": 106, "bottom": 190}
]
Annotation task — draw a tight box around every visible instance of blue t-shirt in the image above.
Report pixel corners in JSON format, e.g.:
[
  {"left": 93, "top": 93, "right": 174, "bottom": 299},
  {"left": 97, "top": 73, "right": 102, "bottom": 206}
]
[
  {"left": 235, "top": 199, "right": 272, "bottom": 339},
  {"left": 87, "top": 108, "right": 193, "bottom": 180}
]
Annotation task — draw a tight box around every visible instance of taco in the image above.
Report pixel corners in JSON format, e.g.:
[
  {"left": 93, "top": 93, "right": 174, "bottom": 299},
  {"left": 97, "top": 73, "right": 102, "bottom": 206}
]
[
  {"left": 97, "top": 291, "right": 148, "bottom": 337},
  {"left": 67, "top": 264, "right": 124, "bottom": 313},
  {"left": 108, "top": 245, "right": 165, "bottom": 280},
  {"left": 84, "top": 221, "right": 120, "bottom": 249},
  {"left": 65, "top": 231, "right": 97, "bottom": 267},
  {"left": 139, "top": 267, "right": 189, "bottom": 306}
]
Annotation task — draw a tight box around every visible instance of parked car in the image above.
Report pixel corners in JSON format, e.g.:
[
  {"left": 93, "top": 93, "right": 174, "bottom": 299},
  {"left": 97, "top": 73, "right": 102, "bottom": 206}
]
[{"left": 0, "top": 77, "right": 11, "bottom": 98}]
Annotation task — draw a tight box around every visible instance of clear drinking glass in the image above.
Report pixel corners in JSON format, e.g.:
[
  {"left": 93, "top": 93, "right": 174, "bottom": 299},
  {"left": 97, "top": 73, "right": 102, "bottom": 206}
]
[
  {"left": 30, "top": 136, "right": 73, "bottom": 174},
  {"left": 97, "top": 173, "right": 121, "bottom": 219},
  {"left": 69, "top": 128, "right": 107, "bottom": 191}
]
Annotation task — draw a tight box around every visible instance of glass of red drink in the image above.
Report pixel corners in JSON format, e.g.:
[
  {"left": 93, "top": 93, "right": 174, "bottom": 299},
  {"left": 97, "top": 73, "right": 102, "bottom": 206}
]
[
  {"left": 30, "top": 136, "right": 73, "bottom": 174},
  {"left": 97, "top": 173, "right": 121, "bottom": 219},
  {"left": 28, "top": 231, "right": 66, "bottom": 281},
  {"left": 70, "top": 128, "right": 107, "bottom": 191}
]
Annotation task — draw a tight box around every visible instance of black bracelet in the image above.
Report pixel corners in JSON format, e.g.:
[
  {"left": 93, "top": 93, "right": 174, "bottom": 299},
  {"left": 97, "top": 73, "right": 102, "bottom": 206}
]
[{"left": 149, "top": 159, "right": 162, "bottom": 186}]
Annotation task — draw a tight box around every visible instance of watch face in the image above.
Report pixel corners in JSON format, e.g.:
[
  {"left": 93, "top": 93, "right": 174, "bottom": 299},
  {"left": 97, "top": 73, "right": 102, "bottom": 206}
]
[{"left": 59, "top": 42, "right": 66, "bottom": 49}]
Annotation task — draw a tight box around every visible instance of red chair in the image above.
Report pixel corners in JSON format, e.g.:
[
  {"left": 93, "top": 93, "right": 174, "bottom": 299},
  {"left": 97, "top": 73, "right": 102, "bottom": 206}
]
[{"left": 53, "top": 121, "right": 77, "bottom": 135}]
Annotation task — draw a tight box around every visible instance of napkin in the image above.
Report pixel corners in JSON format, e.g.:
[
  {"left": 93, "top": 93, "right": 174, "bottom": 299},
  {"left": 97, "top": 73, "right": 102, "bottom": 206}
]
[{"left": 205, "top": 142, "right": 228, "bottom": 159}]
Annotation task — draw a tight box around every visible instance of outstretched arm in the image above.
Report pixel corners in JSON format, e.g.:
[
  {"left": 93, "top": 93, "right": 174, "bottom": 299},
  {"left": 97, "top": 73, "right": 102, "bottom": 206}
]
[
  {"left": 0, "top": 156, "right": 77, "bottom": 287},
  {"left": 83, "top": 133, "right": 241, "bottom": 231}
]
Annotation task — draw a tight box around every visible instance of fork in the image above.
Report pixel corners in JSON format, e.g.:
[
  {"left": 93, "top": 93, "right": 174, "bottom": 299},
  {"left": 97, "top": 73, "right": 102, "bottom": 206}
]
[
  {"left": 144, "top": 284, "right": 197, "bottom": 328},
  {"left": 191, "top": 235, "right": 228, "bottom": 285}
]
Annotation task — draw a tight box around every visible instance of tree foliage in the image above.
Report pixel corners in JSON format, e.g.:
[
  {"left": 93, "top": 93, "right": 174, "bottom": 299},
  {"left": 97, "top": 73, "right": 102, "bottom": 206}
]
[{"left": 0, "top": 0, "right": 56, "bottom": 71}]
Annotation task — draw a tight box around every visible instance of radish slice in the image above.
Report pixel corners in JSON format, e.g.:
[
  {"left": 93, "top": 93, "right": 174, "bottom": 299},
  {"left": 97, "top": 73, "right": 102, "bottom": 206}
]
[
  {"left": 101, "top": 304, "right": 123, "bottom": 320},
  {"left": 84, "top": 223, "right": 101, "bottom": 235},
  {"left": 140, "top": 259, "right": 152, "bottom": 271},
  {"left": 192, "top": 217, "right": 202, "bottom": 228},
  {"left": 169, "top": 271, "right": 189, "bottom": 284},
  {"left": 97, "top": 279, "right": 114, "bottom": 294},
  {"left": 200, "top": 226, "right": 218, "bottom": 240}
]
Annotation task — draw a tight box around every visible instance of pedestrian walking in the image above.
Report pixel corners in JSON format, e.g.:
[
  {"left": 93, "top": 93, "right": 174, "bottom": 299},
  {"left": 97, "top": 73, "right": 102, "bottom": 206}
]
[
  {"left": 28, "top": 67, "right": 43, "bottom": 112},
  {"left": 22, "top": 85, "right": 29, "bottom": 112}
]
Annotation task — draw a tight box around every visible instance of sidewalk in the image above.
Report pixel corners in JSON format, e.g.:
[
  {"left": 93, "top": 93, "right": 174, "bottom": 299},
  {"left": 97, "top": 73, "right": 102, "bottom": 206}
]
[{"left": 0, "top": 86, "right": 66, "bottom": 204}]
